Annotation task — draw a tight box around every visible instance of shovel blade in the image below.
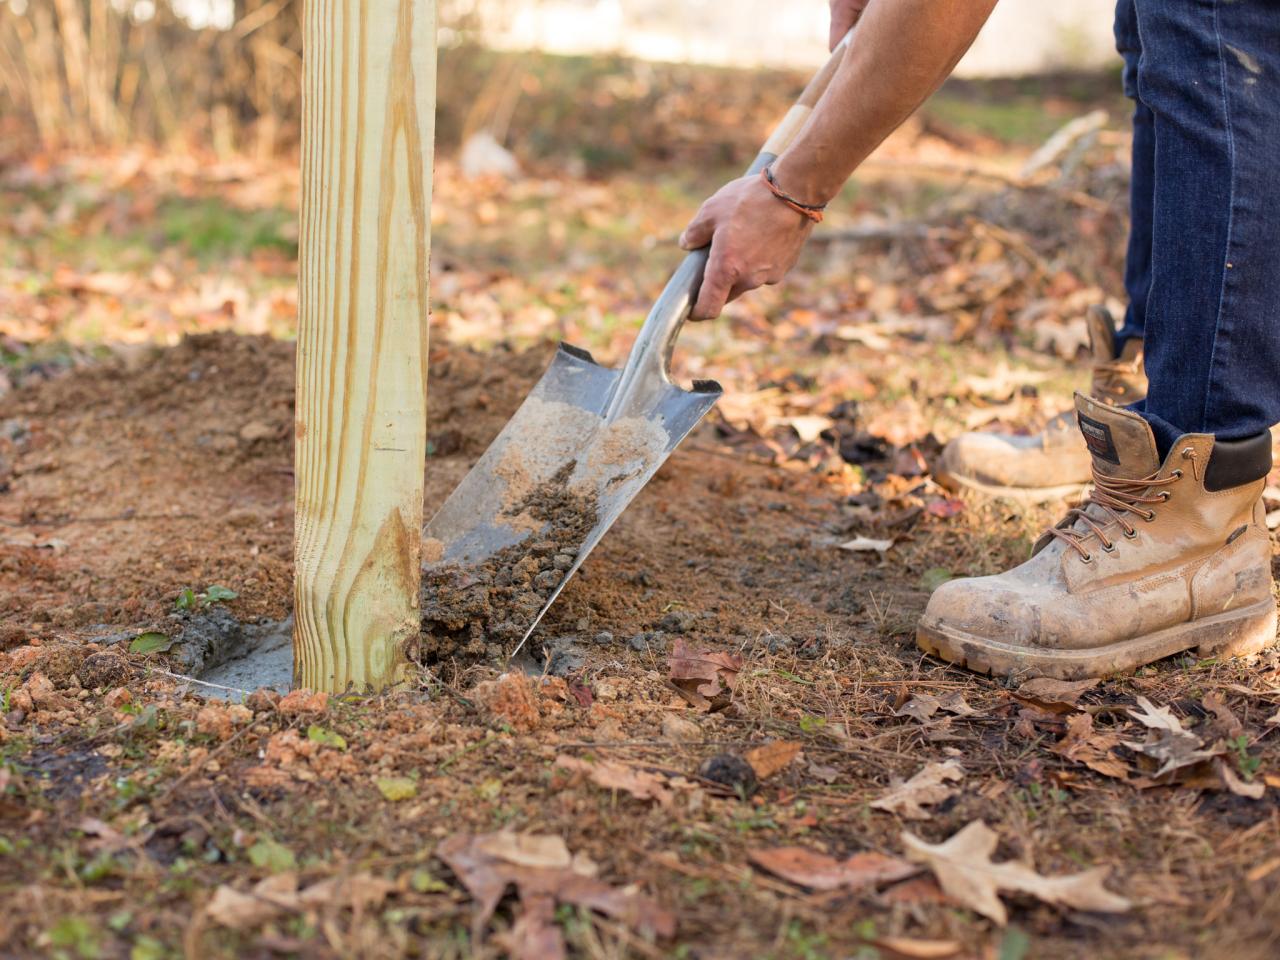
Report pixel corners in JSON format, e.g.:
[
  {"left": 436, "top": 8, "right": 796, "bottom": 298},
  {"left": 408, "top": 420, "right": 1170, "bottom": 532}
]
[{"left": 423, "top": 343, "right": 720, "bottom": 651}]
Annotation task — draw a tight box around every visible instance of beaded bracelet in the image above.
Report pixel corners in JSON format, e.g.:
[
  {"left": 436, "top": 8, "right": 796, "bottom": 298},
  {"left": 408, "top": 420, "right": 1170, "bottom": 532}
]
[{"left": 760, "top": 165, "right": 827, "bottom": 224}]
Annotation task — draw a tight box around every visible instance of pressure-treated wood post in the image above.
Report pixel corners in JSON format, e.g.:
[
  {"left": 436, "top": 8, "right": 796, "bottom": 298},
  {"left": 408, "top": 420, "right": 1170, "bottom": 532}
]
[{"left": 294, "top": 0, "right": 436, "bottom": 692}]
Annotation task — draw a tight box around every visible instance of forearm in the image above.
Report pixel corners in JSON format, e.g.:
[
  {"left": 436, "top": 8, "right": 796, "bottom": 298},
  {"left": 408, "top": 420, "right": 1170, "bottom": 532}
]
[{"left": 772, "top": 0, "right": 998, "bottom": 204}]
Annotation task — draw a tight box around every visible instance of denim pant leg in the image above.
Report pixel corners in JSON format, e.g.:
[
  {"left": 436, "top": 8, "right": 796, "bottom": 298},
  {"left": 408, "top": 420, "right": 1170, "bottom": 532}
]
[
  {"left": 1113, "top": 0, "right": 1154, "bottom": 350},
  {"left": 1129, "top": 0, "right": 1280, "bottom": 451}
]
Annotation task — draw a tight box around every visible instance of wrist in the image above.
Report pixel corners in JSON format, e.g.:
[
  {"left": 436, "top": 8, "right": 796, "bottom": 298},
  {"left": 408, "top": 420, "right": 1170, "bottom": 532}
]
[{"left": 768, "top": 155, "right": 839, "bottom": 208}]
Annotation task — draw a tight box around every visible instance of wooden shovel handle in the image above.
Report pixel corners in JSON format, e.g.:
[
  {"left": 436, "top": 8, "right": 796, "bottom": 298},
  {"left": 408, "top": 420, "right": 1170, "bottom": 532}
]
[
  {"left": 760, "top": 26, "right": 855, "bottom": 159},
  {"left": 606, "top": 26, "right": 859, "bottom": 417}
]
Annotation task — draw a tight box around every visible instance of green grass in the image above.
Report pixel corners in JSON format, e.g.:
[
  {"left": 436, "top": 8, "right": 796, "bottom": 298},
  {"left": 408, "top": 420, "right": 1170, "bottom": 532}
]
[{"left": 155, "top": 198, "right": 296, "bottom": 262}]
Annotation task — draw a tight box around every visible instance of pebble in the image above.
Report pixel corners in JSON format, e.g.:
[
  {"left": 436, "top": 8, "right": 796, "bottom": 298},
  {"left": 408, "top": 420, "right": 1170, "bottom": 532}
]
[
  {"left": 657, "top": 610, "right": 696, "bottom": 633},
  {"left": 628, "top": 630, "right": 667, "bottom": 653},
  {"left": 592, "top": 631, "right": 614, "bottom": 646}
]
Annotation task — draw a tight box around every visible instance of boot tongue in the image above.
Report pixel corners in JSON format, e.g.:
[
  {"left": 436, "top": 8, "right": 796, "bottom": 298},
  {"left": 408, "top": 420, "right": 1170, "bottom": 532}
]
[{"left": 1074, "top": 392, "right": 1160, "bottom": 478}]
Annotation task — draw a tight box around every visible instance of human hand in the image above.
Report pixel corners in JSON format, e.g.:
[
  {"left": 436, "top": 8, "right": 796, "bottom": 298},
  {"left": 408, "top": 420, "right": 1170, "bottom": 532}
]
[
  {"left": 678, "top": 174, "right": 815, "bottom": 321},
  {"left": 829, "top": 0, "right": 871, "bottom": 50}
]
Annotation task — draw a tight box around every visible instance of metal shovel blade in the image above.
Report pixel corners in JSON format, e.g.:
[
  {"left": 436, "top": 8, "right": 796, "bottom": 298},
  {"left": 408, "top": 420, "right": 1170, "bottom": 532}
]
[{"left": 422, "top": 251, "right": 721, "bottom": 655}]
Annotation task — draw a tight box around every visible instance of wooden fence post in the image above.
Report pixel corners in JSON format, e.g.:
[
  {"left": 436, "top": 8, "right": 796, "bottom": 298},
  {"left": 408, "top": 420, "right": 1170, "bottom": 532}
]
[{"left": 293, "top": 0, "right": 436, "bottom": 692}]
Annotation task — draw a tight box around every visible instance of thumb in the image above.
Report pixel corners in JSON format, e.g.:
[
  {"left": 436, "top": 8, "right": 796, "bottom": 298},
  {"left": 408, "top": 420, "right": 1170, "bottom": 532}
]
[{"left": 679, "top": 207, "right": 715, "bottom": 251}]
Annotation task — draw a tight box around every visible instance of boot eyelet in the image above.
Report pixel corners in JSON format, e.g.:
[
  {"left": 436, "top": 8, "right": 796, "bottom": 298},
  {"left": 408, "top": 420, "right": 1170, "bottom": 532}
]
[
  {"left": 1172, "top": 469, "right": 1184, "bottom": 479},
  {"left": 1143, "top": 511, "right": 1157, "bottom": 522},
  {"left": 1124, "top": 529, "right": 1138, "bottom": 540},
  {"left": 1160, "top": 492, "right": 1171, "bottom": 502},
  {"left": 1079, "top": 553, "right": 1093, "bottom": 564},
  {"left": 1102, "top": 542, "right": 1117, "bottom": 553}
]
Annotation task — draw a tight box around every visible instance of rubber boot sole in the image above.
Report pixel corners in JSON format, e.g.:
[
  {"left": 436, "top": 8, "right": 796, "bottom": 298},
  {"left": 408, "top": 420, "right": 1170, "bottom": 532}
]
[{"left": 916, "top": 598, "right": 1278, "bottom": 681}]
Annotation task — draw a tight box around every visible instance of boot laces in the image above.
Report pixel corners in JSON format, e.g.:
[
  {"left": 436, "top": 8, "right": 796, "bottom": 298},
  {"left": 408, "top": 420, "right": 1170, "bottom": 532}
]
[{"left": 1047, "top": 449, "right": 1192, "bottom": 562}]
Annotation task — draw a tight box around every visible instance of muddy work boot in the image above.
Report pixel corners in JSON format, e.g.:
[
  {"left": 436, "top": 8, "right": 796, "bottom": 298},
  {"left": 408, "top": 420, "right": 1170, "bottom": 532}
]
[
  {"left": 935, "top": 306, "right": 1146, "bottom": 501},
  {"left": 917, "top": 394, "right": 1276, "bottom": 680}
]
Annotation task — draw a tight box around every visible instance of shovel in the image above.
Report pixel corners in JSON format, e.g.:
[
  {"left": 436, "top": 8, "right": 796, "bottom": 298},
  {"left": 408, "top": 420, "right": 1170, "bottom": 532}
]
[{"left": 422, "top": 31, "right": 855, "bottom": 658}]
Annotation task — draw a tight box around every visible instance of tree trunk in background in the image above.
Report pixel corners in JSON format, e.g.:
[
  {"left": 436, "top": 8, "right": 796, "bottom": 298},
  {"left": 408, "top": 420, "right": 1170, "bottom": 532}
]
[{"left": 293, "top": 0, "right": 436, "bottom": 693}]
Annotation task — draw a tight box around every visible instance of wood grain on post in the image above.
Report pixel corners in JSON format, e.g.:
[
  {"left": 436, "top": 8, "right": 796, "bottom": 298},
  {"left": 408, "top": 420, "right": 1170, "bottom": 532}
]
[{"left": 294, "top": 0, "right": 436, "bottom": 692}]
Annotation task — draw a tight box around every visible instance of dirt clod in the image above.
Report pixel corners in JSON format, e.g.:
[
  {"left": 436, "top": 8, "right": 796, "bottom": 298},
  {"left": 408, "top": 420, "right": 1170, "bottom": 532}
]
[
  {"left": 698, "top": 752, "right": 758, "bottom": 796},
  {"left": 77, "top": 650, "right": 130, "bottom": 689}
]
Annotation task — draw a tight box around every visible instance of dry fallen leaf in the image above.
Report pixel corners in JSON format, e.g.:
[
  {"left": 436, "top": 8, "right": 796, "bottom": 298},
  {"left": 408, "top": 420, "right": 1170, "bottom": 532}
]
[
  {"left": 555, "top": 755, "right": 689, "bottom": 807},
  {"left": 1125, "top": 696, "right": 1223, "bottom": 778},
  {"left": 1012, "top": 677, "right": 1098, "bottom": 713},
  {"left": 204, "top": 871, "right": 396, "bottom": 931},
  {"left": 839, "top": 536, "right": 895, "bottom": 553},
  {"left": 936, "top": 691, "right": 977, "bottom": 717},
  {"left": 895, "top": 694, "right": 940, "bottom": 722},
  {"left": 871, "top": 760, "right": 965, "bottom": 820},
  {"left": 476, "top": 831, "right": 572, "bottom": 870},
  {"left": 769, "top": 414, "right": 834, "bottom": 443},
  {"left": 437, "top": 832, "right": 676, "bottom": 960},
  {"left": 902, "top": 820, "right": 1131, "bottom": 925},
  {"left": 667, "top": 638, "right": 743, "bottom": 709},
  {"left": 1216, "top": 759, "right": 1265, "bottom": 800},
  {"left": 744, "top": 740, "right": 803, "bottom": 780},
  {"left": 1201, "top": 693, "right": 1244, "bottom": 740},
  {"left": 205, "top": 875, "right": 299, "bottom": 930},
  {"left": 747, "top": 846, "right": 919, "bottom": 892},
  {"left": 1051, "top": 712, "right": 1129, "bottom": 780}
]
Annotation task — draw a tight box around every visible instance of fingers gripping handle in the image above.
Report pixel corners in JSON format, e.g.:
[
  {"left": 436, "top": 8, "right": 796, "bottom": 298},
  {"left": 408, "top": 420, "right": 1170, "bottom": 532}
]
[{"left": 607, "top": 28, "right": 856, "bottom": 418}]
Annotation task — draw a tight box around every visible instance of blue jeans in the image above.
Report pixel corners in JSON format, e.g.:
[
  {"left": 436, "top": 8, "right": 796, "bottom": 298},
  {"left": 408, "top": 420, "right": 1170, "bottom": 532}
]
[{"left": 1113, "top": 0, "right": 1280, "bottom": 454}]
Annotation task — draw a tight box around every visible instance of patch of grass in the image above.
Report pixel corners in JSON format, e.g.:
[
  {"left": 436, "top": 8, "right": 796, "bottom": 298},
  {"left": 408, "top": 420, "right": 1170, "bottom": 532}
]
[{"left": 155, "top": 198, "right": 295, "bottom": 262}]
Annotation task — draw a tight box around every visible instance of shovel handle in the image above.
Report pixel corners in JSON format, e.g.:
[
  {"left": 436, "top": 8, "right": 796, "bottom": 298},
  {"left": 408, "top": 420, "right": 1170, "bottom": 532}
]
[{"left": 607, "top": 27, "right": 856, "bottom": 419}]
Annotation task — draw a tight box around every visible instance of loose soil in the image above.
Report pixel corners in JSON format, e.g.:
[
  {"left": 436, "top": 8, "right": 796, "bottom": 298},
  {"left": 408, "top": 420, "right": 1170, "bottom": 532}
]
[{"left": 4, "top": 333, "right": 1280, "bottom": 960}]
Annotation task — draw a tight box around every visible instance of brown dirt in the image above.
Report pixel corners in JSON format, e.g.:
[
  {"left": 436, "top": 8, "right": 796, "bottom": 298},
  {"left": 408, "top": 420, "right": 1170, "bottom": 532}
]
[
  {"left": 419, "top": 460, "right": 601, "bottom": 664},
  {"left": 5, "top": 337, "right": 1280, "bottom": 960},
  {"left": 0, "top": 331, "right": 848, "bottom": 667}
]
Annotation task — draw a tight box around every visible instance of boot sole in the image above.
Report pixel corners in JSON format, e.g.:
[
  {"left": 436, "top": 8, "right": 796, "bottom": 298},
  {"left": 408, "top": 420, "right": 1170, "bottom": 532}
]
[
  {"left": 916, "top": 599, "right": 1278, "bottom": 681},
  {"left": 937, "top": 470, "right": 1088, "bottom": 505}
]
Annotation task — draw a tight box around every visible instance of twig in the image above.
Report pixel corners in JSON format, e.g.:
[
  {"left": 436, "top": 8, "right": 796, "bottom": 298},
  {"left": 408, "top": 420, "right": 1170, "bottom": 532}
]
[{"left": 138, "top": 665, "right": 255, "bottom": 698}]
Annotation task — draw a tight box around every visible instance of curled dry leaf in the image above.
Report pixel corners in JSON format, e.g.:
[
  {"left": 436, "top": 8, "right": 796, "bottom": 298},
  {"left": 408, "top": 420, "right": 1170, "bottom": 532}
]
[
  {"left": 936, "top": 691, "right": 977, "bottom": 717},
  {"left": 902, "top": 820, "right": 1132, "bottom": 926},
  {"left": 1012, "top": 677, "right": 1098, "bottom": 714},
  {"left": 747, "top": 846, "right": 919, "bottom": 892},
  {"left": 744, "top": 740, "right": 803, "bottom": 780},
  {"left": 871, "top": 760, "right": 965, "bottom": 821},
  {"left": 1125, "top": 696, "right": 1223, "bottom": 778},
  {"left": 555, "top": 755, "right": 692, "bottom": 807},
  {"left": 1216, "top": 759, "right": 1265, "bottom": 800},
  {"left": 667, "top": 638, "right": 743, "bottom": 710},
  {"left": 437, "top": 832, "right": 676, "bottom": 960},
  {"left": 1051, "top": 712, "right": 1129, "bottom": 780},
  {"left": 895, "top": 694, "right": 940, "bottom": 722}
]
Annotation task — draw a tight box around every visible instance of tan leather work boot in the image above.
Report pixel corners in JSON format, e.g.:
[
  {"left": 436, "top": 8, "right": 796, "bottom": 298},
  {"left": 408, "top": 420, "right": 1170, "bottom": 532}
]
[
  {"left": 918, "top": 394, "right": 1277, "bottom": 680},
  {"left": 935, "top": 307, "right": 1147, "bottom": 502}
]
